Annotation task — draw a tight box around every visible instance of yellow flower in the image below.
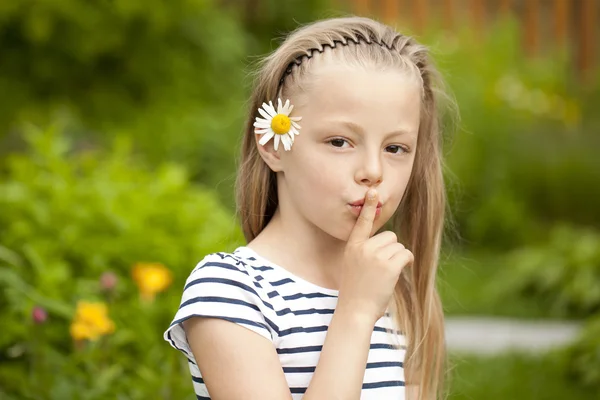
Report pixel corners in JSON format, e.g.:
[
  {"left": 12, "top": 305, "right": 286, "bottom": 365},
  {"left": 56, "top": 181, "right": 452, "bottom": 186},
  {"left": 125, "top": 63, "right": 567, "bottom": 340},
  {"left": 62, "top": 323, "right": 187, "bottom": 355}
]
[
  {"left": 132, "top": 262, "right": 173, "bottom": 301},
  {"left": 69, "top": 301, "right": 115, "bottom": 341},
  {"left": 254, "top": 98, "right": 302, "bottom": 151}
]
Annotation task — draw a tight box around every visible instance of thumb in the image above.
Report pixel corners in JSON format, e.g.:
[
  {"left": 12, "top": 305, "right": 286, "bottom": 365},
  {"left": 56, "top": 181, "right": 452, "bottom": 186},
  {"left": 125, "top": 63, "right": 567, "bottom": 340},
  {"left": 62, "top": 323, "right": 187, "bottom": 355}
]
[{"left": 347, "top": 189, "right": 378, "bottom": 244}]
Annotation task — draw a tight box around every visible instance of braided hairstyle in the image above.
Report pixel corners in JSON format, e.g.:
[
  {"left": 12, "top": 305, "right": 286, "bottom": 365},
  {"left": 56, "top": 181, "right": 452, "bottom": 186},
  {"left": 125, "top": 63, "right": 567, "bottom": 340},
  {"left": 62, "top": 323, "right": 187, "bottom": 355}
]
[{"left": 236, "top": 16, "right": 450, "bottom": 400}]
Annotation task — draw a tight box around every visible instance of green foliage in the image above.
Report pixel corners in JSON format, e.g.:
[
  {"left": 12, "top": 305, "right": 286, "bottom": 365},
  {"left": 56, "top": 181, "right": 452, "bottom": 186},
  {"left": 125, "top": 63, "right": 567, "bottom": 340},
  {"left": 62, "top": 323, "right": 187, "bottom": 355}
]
[
  {"left": 449, "top": 353, "right": 595, "bottom": 400},
  {"left": 491, "top": 225, "right": 600, "bottom": 318},
  {"left": 563, "top": 315, "right": 600, "bottom": 392},
  {"left": 0, "top": 125, "right": 243, "bottom": 399},
  {"left": 429, "top": 18, "right": 600, "bottom": 249},
  {"left": 0, "top": 0, "right": 247, "bottom": 125}
]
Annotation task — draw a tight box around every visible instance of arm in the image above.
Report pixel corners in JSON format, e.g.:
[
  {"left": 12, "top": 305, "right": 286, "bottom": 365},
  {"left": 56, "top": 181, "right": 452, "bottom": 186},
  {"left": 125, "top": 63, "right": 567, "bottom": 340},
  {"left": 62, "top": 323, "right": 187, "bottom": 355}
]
[{"left": 184, "top": 306, "right": 375, "bottom": 400}]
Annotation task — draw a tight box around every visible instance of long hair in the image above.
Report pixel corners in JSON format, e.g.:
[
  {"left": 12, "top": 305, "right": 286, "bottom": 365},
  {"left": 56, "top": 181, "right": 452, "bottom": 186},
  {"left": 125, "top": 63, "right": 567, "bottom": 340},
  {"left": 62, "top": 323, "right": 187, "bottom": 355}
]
[{"left": 236, "top": 16, "right": 452, "bottom": 400}]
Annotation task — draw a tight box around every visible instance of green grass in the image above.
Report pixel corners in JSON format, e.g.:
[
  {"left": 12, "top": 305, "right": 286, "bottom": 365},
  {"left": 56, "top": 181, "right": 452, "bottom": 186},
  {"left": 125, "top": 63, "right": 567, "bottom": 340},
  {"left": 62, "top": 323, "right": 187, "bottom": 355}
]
[
  {"left": 438, "top": 251, "right": 563, "bottom": 319},
  {"left": 448, "top": 353, "right": 594, "bottom": 400}
]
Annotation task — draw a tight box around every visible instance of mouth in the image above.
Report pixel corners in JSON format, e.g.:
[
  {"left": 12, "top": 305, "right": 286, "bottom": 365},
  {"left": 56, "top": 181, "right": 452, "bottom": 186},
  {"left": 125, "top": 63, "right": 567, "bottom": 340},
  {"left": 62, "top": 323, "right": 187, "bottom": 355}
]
[{"left": 348, "top": 200, "right": 383, "bottom": 217}]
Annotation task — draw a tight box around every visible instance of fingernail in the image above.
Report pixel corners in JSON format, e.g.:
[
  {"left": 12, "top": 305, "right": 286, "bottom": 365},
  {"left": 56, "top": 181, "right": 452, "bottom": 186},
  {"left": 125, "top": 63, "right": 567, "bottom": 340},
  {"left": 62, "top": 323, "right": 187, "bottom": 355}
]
[{"left": 367, "top": 189, "right": 376, "bottom": 201}]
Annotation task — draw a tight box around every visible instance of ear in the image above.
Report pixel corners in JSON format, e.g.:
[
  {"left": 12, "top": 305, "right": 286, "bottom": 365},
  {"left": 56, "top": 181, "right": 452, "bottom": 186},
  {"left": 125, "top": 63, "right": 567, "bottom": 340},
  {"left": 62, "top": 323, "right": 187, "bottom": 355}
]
[{"left": 255, "top": 134, "right": 284, "bottom": 172}]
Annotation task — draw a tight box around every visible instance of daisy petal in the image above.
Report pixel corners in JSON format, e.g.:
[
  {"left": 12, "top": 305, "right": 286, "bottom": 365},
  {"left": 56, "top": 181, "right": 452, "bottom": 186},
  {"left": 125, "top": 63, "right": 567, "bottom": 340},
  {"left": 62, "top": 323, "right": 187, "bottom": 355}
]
[
  {"left": 254, "top": 123, "right": 271, "bottom": 130},
  {"left": 255, "top": 128, "right": 270, "bottom": 134},
  {"left": 259, "top": 131, "right": 275, "bottom": 146},
  {"left": 290, "top": 116, "right": 302, "bottom": 122},
  {"left": 254, "top": 117, "right": 270, "bottom": 124},
  {"left": 290, "top": 127, "right": 299, "bottom": 136},
  {"left": 282, "top": 99, "right": 291, "bottom": 115},
  {"left": 258, "top": 108, "right": 272, "bottom": 120},
  {"left": 267, "top": 101, "right": 277, "bottom": 117},
  {"left": 281, "top": 134, "right": 291, "bottom": 151},
  {"left": 263, "top": 102, "right": 277, "bottom": 118},
  {"left": 288, "top": 132, "right": 295, "bottom": 142},
  {"left": 274, "top": 134, "right": 280, "bottom": 151},
  {"left": 291, "top": 121, "right": 301, "bottom": 130},
  {"left": 277, "top": 98, "right": 283, "bottom": 114}
]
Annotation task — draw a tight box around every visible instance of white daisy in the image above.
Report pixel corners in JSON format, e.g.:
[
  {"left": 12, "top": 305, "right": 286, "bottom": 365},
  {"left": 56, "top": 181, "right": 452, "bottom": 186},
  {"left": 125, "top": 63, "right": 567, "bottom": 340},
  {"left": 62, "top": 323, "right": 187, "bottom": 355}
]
[{"left": 254, "top": 98, "right": 302, "bottom": 151}]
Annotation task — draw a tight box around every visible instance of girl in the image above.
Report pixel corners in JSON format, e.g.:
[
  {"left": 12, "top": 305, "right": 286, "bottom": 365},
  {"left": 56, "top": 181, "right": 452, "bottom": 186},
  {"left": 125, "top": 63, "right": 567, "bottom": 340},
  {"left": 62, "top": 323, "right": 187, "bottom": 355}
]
[{"left": 165, "top": 16, "right": 449, "bottom": 400}]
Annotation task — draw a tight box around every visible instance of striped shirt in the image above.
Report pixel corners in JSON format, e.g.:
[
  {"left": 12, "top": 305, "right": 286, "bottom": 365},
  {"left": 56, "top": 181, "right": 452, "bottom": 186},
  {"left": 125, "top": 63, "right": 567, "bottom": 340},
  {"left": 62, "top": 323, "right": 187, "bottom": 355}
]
[{"left": 164, "top": 246, "right": 406, "bottom": 399}]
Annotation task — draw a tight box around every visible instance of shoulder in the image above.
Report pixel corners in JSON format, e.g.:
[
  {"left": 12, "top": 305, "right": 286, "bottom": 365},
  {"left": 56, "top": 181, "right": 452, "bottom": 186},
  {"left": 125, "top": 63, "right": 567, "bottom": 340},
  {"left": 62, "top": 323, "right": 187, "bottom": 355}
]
[
  {"left": 185, "top": 248, "right": 269, "bottom": 293},
  {"left": 175, "top": 248, "right": 278, "bottom": 335},
  {"left": 164, "top": 248, "right": 278, "bottom": 357}
]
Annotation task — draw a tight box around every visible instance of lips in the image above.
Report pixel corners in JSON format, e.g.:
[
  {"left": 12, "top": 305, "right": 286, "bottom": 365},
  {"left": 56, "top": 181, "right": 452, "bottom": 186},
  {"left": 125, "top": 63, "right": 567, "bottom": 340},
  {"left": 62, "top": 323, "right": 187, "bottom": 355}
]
[
  {"left": 348, "top": 199, "right": 383, "bottom": 217},
  {"left": 349, "top": 199, "right": 383, "bottom": 207}
]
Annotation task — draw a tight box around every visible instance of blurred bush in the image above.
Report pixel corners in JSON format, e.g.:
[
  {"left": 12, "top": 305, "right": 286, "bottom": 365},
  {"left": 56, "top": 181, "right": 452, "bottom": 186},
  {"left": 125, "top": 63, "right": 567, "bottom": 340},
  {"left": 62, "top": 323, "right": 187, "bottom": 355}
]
[
  {"left": 0, "top": 125, "right": 243, "bottom": 399},
  {"left": 564, "top": 314, "right": 600, "bottom": 392},
  {"left": 432, "top": 18, "right": 600, "bottom": 250},
  {"left": 491, "top": 224, "right": 600, "bottom": 319},
  {"left": 0, "top": 0, "right": 333, "bottom": 207},
  {"left": 0, "top": 0, "right": 247, "bottom": 125}
]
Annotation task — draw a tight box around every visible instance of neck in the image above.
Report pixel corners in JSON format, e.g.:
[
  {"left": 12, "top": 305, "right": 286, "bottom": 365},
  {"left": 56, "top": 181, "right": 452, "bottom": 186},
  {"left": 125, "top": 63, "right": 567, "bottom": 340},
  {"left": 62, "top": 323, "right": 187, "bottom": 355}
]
[{"left": 248, "top": 207, "right": 346, "bottom": 290}]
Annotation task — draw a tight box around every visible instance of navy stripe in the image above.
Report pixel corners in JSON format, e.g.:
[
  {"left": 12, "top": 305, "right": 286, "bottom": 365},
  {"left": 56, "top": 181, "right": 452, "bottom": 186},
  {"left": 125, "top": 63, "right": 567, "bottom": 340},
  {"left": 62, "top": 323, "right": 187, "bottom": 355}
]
[
  {"left": 277, "top": 345, "right": 322, "bottom": 354},
  {"left": 283, "top": 292, "right": 337, "bottom": 301},
  {"left": 374, "top": 326, "right": 402, "bottom": 335},
  {"left": 167, "top": 331, "right": 189, "bottom": 357},
  {"left": 279, "top": 325, "right": 328, "bottom": 337},
  {"left": 270, "top": 278, "right": 295, "bottom": 286},
  {"left": 264, "top": 317, "right": 281, "bottom": 334},
  {"left": 196, "top": 396, "right": 210, "bottom": 400},
  {"left": 267, "top": 290, "right": 279, "bottom": 298},
  {"left": 191, "top": 375, "right": 204, "bottom": 384},
  {"left": 185, "top": 277, "right": 257, "bottom": 294},
  {"left": 276, "top": 342, "right": 398, "bottom": 355},
  {"left": 366, "top": 361, "right": 404, "bottom": 369},
  {"left": 276, "top": 307, "right": 335, "bottom": 317},
  {"left": 283, "top": 366, "right": 315, "bottom": 373},
  {"left": 374, "top": 326, "right": 390, "bottom": 333},
  {"left": 215, "top": 253, "right": 248, "bottom": 267},
  {"left": 170, "top": 314, "right": 271, "bottom": 336},
  {"left": 283, "top": 362, "right": 403, "bottom": 374},
  {"left": 252, "top": 265, "right": 273, "bottom": 271},
  {"left": 362, "top": 380, "right": 405, "bottom": 389},
  {"left": 179, "top": 296, "right": 261, "bottom": 312},
  {"left": 182, "top": 279, "right": 275, "bottom": 312},
  {"left": 371, "top": 343, "right": 406, "bottom": 350},
  {"left": 194, "top": 261, "right": 246, "bottom": 275},
  {"left": 290, "top": 387, "right": 307, "bottom": 394}
]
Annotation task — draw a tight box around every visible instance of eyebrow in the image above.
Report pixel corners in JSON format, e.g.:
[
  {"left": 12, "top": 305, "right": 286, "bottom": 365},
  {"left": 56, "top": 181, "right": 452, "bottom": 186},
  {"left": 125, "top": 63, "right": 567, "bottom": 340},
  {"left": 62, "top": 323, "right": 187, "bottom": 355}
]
[{"left": 338, "top": 120, "right": 415, "bottom": 139}]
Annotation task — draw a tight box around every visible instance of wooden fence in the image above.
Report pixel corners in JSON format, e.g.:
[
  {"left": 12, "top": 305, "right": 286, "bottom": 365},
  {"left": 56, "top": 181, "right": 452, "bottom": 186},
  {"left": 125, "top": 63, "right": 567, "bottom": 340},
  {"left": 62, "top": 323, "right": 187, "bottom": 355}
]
[{"left": 337, "top": 0, "right": 598, "bottom": 83}]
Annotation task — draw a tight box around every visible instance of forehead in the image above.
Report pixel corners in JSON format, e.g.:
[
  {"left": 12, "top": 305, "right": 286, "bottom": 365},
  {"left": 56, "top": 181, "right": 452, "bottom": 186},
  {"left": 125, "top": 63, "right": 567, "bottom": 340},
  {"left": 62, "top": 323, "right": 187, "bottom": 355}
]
[{"left": 294, "top": 64, "right": 422, "bottom": 134}]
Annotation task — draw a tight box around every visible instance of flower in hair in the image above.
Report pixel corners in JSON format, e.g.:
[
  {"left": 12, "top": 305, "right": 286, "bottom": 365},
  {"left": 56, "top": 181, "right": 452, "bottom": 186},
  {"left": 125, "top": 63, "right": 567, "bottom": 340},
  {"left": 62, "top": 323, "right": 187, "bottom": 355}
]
[{"left": 254, "top": 98, "right": 302, "bottom": 151}]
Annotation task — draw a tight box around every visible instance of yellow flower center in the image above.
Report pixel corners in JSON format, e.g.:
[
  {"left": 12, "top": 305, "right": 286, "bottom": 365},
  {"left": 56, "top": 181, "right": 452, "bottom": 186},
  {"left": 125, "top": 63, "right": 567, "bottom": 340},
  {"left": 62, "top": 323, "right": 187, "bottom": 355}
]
[{"left": 271, "top": 114, "right": 291, "bottom": 135}]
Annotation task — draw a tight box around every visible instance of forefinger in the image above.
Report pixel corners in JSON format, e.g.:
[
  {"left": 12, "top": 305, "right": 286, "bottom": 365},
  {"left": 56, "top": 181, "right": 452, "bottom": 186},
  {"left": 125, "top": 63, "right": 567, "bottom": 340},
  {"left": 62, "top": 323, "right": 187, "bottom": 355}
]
[{"left": 347, "top": 189, "right": 378, "bottom": 244}]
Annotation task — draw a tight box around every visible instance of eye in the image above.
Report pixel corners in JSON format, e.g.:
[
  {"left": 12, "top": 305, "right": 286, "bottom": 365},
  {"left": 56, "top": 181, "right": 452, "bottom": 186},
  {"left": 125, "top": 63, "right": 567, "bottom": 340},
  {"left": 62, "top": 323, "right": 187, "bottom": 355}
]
[
  {"left": 385, "top": 145, "right": 407, "bottom": 154},
  {"left": 327, "top": 138, "right": 350, "bottom": 148}
]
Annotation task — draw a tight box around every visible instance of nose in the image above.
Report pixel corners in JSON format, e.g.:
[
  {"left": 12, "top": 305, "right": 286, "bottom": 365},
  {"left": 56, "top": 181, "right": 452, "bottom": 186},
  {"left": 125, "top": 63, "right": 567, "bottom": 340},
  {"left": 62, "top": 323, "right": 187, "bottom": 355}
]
[{"left": 354, "top": 151, "right": 383, "bottom": 186}]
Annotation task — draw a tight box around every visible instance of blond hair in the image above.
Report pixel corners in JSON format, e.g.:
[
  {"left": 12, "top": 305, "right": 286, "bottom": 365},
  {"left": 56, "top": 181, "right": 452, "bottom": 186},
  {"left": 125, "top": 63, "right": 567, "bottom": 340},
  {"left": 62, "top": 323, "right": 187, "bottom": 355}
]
[{"left": 236, "top": 16, "right": 450, "bottom": 400}]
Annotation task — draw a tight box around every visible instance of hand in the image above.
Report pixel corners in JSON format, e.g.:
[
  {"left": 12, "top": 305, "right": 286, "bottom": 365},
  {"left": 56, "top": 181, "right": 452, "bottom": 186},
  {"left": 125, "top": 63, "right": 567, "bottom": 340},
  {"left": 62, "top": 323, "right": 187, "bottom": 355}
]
[{"left": 337, "top": 189, "right": 414, "bottom": 324}]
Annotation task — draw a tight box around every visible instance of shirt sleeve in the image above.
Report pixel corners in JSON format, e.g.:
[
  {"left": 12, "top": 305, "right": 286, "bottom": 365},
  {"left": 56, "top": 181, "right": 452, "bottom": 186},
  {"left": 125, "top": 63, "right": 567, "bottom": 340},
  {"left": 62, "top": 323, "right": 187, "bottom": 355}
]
[{"left": 164, "top": 253, "right": 276, "bottom": 360}]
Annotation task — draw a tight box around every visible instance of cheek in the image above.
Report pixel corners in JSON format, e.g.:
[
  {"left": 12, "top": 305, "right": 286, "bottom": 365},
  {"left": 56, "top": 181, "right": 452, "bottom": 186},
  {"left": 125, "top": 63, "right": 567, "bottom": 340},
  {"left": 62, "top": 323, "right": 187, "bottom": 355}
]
[
  {"left": 288, "top": 152, "right": 346, "bottom": 196},
  {"left": 381, "top": 164, "right": 414, "bottom": 214}
]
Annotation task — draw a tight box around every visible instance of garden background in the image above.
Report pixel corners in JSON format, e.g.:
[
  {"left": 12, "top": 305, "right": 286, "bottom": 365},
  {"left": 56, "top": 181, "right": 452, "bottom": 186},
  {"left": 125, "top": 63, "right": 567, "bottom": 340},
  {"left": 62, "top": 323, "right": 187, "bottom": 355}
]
[{"left": 1, "top": 0, "right": 599, "bottom": 399}]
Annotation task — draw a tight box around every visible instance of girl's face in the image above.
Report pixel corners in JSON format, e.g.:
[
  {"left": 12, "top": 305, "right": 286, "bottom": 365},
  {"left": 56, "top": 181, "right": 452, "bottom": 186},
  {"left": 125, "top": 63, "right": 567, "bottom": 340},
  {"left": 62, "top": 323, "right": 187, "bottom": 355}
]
[{"left": 271, "top": 64, "right": 421, "bottom": 241}]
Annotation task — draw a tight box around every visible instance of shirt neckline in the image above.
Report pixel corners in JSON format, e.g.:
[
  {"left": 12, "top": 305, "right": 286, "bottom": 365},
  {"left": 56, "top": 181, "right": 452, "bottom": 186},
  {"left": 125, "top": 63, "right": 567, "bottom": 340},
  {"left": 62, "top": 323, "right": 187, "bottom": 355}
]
[{"left": 234, "top": 246, "right": 340, "bottom": 297}]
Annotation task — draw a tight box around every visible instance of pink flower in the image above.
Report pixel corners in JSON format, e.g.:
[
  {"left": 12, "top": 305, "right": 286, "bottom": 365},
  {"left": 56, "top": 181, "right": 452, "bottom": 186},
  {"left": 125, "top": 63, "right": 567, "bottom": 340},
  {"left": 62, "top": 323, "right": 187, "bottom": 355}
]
[
  {"left": 100, "top": 271, "right": 118, "bottom": 291},
  {"left": 32, "top": 306, "right": 47, "bottom": 324}
]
